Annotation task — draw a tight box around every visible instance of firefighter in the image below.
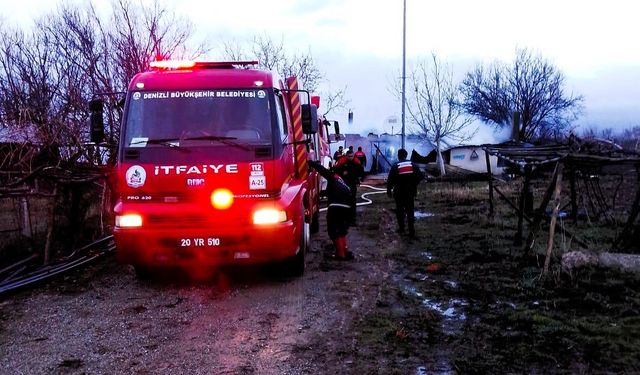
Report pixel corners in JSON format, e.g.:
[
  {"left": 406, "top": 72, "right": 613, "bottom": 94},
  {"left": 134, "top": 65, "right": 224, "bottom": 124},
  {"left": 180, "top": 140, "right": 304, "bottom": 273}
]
[
  {"left": 354, "top": 146, "right": 367, "bottom": 169},
  {"left": 386, "top": 148, "right": 424, "bottom": 237},
  {"left": 334, "top": 150, "right": 364, "bottom": 226},
  {"left": 308, "top": 160, "right": 353, "bottom": 260},
  {"left": 333, "top": 146, "right": 344, "bottom": 162}
]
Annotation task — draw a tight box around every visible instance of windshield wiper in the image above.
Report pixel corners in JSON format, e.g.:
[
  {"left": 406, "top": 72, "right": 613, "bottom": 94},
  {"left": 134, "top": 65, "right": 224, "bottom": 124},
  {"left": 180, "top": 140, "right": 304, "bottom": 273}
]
[
  {"left": 180, "top": 135, "right": 252, "bottom": 151},
  {"left": 129, "top": 138, "right": 190, "bottom": 152}
]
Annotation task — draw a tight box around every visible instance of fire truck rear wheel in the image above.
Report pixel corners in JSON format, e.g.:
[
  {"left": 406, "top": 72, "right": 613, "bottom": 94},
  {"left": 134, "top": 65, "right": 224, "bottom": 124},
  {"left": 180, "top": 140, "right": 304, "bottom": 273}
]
[{"left": 310, "top": 211, "right": 320, "bottom": 234}]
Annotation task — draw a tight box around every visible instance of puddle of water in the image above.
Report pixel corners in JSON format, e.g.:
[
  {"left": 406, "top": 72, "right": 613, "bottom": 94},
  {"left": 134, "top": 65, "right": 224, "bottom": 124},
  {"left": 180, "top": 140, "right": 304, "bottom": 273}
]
[
  {"left": 442, "top": 307, "right": 456, "bottom": 317},
  {"left": 495, "top": 300, "right": 517, "bottom": 309},
  {"left": 417, "top": 359, "right": 455, "bottom": 375},
  {"left": 420, "top": 252, "right": 434, "bottom": 260},
  {"left": 444, "top": 280, "right": 458, "bottom": 288},
  {"left": 415, "top": 211, "right": 435, "bottom": 219},
  {"left": 422, "top": 298, "right": 468, "bottom": 335},
  {"left": 400, "top": 275, "right": 468, "bottom": 336},
  {"left": 403, "top": 284, "right": 424, "bottom": 298}
]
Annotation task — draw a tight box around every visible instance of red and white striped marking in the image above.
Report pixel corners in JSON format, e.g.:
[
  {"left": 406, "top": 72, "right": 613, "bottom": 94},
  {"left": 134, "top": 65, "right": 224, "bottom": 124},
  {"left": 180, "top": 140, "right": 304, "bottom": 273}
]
[{"left": 398, "top": 161, "right": 413, "bottom": 174}]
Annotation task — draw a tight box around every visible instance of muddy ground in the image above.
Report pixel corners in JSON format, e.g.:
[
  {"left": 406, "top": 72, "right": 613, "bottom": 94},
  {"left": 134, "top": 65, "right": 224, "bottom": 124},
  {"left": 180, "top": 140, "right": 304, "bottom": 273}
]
[{"left": 1, "top": 176, "right": 639, "bottom": 374}]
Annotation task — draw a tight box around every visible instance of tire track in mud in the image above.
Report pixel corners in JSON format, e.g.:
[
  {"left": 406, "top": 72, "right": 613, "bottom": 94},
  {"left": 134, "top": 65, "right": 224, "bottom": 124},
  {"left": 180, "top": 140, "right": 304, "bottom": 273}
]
[{"left": 0, "top": 179, "right": 394, "bottom": 374}]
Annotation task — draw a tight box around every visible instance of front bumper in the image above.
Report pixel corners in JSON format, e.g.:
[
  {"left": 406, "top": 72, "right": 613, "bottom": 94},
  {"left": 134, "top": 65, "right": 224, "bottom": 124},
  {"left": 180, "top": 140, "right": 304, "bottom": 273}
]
[{"left": 114, "top": 220, "right": 298, "bottom": 267}]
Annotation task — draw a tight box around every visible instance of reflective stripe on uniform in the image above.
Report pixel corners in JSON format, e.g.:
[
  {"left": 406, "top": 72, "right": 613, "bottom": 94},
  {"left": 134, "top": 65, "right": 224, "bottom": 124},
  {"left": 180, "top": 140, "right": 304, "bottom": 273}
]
[{"left": 398, "top": 161, "right": 413, "bottom": 174}]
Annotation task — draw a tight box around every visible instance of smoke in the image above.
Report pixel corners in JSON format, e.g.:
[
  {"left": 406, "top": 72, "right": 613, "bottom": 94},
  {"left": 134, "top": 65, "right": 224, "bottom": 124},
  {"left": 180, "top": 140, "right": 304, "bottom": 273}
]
[{"left": 466, "top": 121, "right": 511, "bottom": 145}]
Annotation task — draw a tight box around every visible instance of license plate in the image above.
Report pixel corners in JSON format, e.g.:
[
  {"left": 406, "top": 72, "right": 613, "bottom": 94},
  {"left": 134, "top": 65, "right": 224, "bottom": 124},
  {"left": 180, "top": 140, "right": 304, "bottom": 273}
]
[{"left": 179, "top": 237, "right": 221, "bottom": 247}]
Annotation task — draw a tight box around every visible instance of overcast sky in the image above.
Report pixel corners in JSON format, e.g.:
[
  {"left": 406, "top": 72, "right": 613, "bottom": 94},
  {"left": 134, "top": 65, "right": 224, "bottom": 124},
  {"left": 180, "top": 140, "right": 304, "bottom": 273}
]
[{"left": 4, "top": 0, "right": 640, "bottom": 141}]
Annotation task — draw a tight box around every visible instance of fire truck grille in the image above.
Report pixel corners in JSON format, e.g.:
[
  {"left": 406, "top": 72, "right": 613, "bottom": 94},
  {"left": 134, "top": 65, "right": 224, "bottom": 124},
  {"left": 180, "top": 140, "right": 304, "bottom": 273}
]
[
  {"left": 146, "top": 214, "right": 248, "bottom": 227},
  {"left": 147, "top": 214, "right": 208, "bottom": 226}
]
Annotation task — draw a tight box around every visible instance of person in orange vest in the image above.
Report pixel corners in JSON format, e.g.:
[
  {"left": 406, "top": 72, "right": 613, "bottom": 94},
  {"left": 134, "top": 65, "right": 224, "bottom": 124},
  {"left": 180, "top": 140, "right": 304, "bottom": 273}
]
[
  {"left": 387, "top": 148, "right": 424, "bottom": 237},
  {"left": 334, "top": 149, "right": 364, "bottom": 226},
  {"left": 308, "top": 160, "right": 354, "bottom": 260}
]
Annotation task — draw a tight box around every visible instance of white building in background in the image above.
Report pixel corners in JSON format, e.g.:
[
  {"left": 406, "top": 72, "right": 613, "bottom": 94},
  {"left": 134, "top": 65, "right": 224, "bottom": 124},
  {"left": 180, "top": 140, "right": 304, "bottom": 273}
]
[{"left": 447, "top": 145, "right": 504, "bottom": 175}]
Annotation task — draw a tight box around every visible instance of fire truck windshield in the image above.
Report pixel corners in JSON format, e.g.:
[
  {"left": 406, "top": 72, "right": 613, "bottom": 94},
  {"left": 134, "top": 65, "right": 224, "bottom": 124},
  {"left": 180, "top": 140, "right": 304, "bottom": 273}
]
[{"left": 123, "top": 89, "right": 273, "bottom": 149}]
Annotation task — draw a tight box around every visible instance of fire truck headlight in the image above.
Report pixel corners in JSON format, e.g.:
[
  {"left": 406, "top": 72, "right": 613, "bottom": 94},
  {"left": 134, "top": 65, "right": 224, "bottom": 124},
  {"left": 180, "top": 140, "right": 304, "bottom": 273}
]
[
  {"left": 211, "top": 189, "right": 234, "bottom": 209},
  {"left": 116, "top": 214, "right": 143, "bottom": 228},
  {"left": 253, "top": 209, "right": 287, "bottom": 225}
]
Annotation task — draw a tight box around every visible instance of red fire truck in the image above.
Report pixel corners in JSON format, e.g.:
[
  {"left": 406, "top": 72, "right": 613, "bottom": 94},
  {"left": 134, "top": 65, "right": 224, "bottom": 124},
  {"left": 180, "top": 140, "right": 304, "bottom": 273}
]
[{"left": 90, "top": 60, "right": 326, "bottom": 277}]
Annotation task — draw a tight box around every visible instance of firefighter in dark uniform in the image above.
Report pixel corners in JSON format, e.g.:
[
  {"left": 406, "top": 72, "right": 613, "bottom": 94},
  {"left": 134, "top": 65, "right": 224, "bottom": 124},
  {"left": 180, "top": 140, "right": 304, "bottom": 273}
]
[
  {"left": 333, "top": 150, "right": 364, "bottom": 226},
  {"left": 333, "top": 146, "right": 344, "bottom": 162},
  {"left": 354, "top": 146, "right": 367, "bottom": 169},
  {"left": 308, "top": 160, "right": 354, "bottom": 260},
  {"left": 387, "top": 148, "right": 424, "bottom": 237}
]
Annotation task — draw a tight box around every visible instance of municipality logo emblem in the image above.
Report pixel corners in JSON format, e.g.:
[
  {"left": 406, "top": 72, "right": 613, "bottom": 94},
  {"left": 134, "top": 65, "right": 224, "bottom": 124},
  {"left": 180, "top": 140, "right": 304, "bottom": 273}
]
[{"left": 125, "top": 165, "right": 146, "bottom": 188}]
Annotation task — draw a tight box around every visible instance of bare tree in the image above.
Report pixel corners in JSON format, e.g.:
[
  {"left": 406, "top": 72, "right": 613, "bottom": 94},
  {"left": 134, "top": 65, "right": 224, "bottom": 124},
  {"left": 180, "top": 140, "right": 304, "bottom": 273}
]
[
  {"left": 251, "top": 35, "right": 322, "bottom": 92},
  {"left": 221, "top": 34, "right": 348, "bottom": 117},
  {"left": 460, "top": 48, "right": 583, "bottom": 142},
  {"left": 221, "top": 39, "right": 250, "bottom": 63},
  {"left": 405, "top": 53, "right": 474, "bottom": 176},
  {"left": 0, "top": 24, "right": 73, "bottom": 165},
  {"left": 581, "top": 126, "right": 599, "bottom": 139},
  {"left": 620, "top": 125, "right": 640, "bottom": 152},
  {"left": 109, "top": 0, "right": 205, "bottom": 90},
  {"left": 599, "top": 127, "right": 614, "bottom": 140},
  {"left": 0, "top": 0, "right": 206, "bottom": 168},
  {"left": 319, "top": 86, "right": 349, "bottom": 118}
]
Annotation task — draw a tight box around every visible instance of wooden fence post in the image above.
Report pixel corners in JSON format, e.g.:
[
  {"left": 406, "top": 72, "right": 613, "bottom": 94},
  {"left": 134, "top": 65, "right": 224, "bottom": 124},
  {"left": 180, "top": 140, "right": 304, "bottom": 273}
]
[
  {"left": 543, "top": 164, "right": 564, "bottom": 275},
  {"left": 485, "top": 149, "right": 494, "bottom": 217}
]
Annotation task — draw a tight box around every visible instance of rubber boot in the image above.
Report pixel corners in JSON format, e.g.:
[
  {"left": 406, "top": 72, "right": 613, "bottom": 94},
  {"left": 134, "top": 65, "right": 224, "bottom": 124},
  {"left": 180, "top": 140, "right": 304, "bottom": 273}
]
[
  {"left": 342, "top": 236, "right": 354, "bottom": 259},
  {"left": 331, "top": 238, "right": 339, "bottom": 256},
  {"left": 335, "top": 236, "right": 347, "bottom": 258},
  {"left": 332, "top": 238, "right": 344, "bottom": 258},
  {"left": 338, "top": 236, "right": 353, "bottom": 259}
]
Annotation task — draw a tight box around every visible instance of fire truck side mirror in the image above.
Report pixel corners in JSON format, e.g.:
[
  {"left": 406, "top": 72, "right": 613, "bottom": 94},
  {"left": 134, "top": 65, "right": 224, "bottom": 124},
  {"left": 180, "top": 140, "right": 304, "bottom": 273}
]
[
  {"left": 334, "top": 121, "right": 340, "bottom": 135},
  {"left": 301, "top": 104, "right": 318, "bottom": 134},
  {"left": 89, "top": 98, "right": 105, "bottom": 144}
]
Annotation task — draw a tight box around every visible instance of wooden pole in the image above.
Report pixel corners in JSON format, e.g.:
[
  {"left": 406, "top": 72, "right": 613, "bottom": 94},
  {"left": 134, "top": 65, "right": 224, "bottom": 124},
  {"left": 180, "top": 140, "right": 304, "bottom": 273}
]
[
  {"left": 543, "top": 164, "right": 564, "bottom": 275},
  {"left": 43, "top": 184, "right": 58, "bottom": 265},
  {"left": 494, "top": 183, "right": 588, "bottom": 249},
  {"left": 20, "top": 196, "right": 31, "bottom": 238},
  {"left": 485, "top": 150, "right": 494, "bottom": 217},
  {"left": 515, "top": 165, "right": 531, "bottom": 245},
  {"left": 570, "top": 162, "right": 578, "bottom": 221},
  {"left": 613, "top": 166, "right": 640, "bottom": 249},
  {"left": 524, "top": 162, "right": 560, "bottom": 256}
]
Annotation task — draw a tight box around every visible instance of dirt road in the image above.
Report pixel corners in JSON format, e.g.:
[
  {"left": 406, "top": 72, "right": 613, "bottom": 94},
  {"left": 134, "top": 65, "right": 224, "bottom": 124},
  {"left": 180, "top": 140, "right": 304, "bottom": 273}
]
[
  {"left": 4, "top": 177, "right": 639, "bottom": 374},
  {"left": 0, "top": 182, "right": 400, "bottom": 375}
]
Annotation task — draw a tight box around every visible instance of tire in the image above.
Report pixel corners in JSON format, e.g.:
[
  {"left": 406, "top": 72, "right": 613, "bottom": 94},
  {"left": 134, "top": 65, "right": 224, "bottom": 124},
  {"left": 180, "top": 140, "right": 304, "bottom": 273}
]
[
  {"left": 284, "top": 219, "right": 308, "bottom": 277},
  {"left": 133, "top": 265, "right": 152, "bottom": 279},
  {"left": 310, "top": 210, "right": 320, "bottom": 234}
]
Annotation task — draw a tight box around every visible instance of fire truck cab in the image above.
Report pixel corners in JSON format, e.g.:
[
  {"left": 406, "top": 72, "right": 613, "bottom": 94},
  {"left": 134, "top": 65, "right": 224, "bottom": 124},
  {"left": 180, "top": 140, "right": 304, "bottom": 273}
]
[{"left": 91, "top": 60, "right": 324, "bottom": 277}]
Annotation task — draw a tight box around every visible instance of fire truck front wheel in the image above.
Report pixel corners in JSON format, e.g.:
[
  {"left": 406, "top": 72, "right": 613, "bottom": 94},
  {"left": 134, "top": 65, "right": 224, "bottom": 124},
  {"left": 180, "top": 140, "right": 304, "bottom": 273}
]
[
  {"left": 283, "top": 215, "right": 308, "bottom": 277},
  {"left": 310, "top": 211, "right": 320, "bottom": 234},
  {"left": 134, "top": 265, "right": 153, "bottom": 279}
]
